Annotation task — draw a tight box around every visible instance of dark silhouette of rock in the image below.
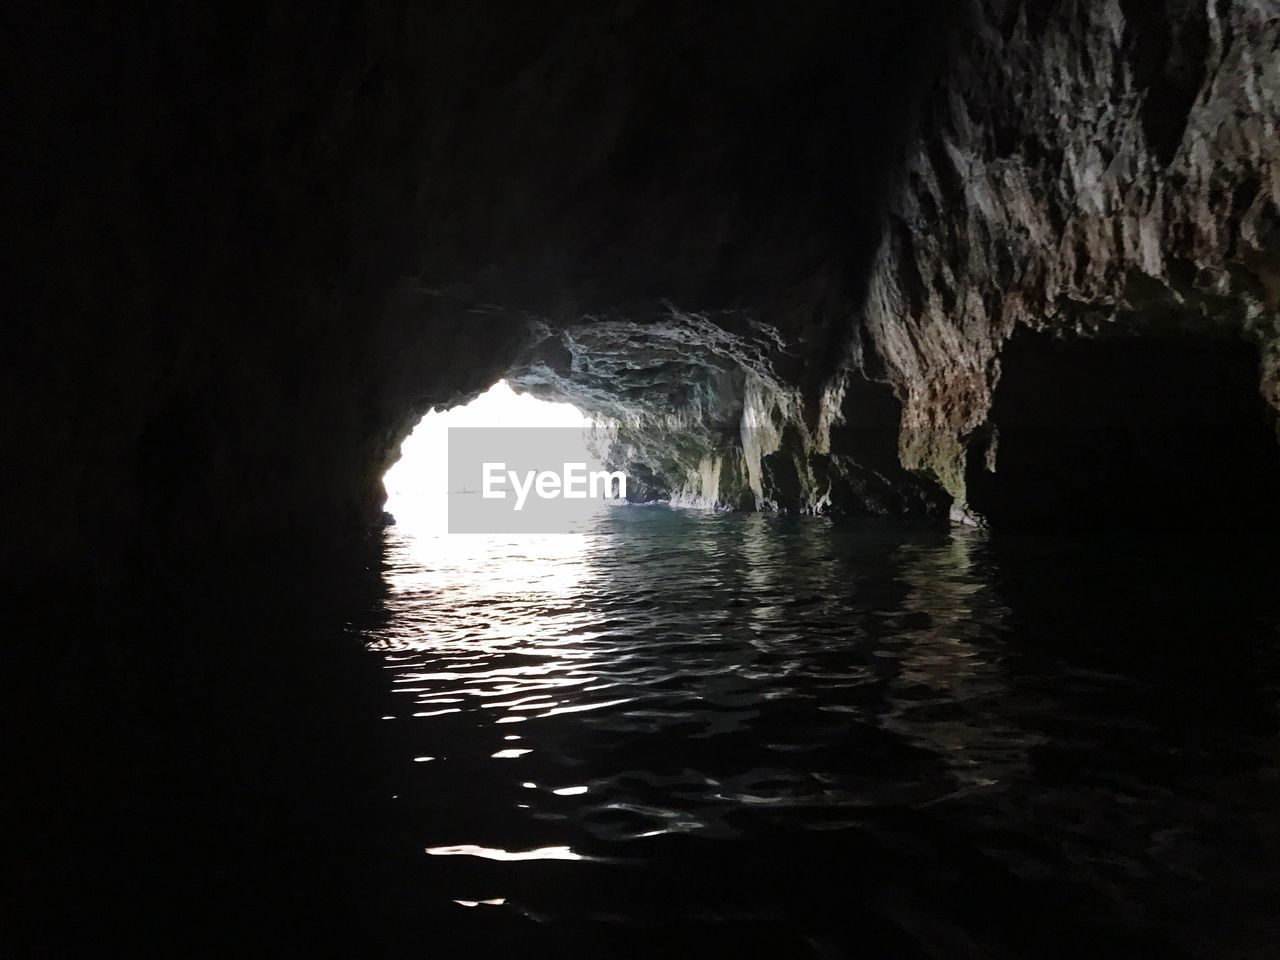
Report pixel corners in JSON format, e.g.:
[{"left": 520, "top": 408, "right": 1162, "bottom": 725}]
[{"left": 6, "top": 1, "right": 1278, "bottom": 587}]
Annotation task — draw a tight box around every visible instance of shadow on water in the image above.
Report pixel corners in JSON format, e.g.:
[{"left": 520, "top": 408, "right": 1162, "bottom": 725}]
[{"left": 6, "top": 509, "right": 1280, "bottom": 957}]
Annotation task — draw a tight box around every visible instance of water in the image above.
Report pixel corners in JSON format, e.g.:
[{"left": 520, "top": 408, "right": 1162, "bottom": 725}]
[
  {"left": 359, "top": 507, "right": 1280, "bottom": 957},
  {"left": 10, "top": 508, "right": 1280, "bottom": 957}
]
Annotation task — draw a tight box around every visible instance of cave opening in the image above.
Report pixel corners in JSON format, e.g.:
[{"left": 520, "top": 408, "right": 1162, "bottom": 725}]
[
  {"left": 382, "top": 380, "right": 598, "bottom": 533},
  {"left": 967, "top": 330, "right": 1280, "bottom": 539}
]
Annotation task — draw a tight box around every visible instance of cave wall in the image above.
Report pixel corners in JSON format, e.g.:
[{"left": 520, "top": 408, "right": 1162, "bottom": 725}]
[
  {"left": 8, "top": 1, "right": 1280, "bottom": 586},
  {"left": 9, "top": 1, "right": 956, "bottom": 587},
  {"left": 856, "top": 0, "right": 1280, "bottom": 518},
  {"left": 8, "top": 4, "right": 531, "bottom": 584},
  {"left": 506, "top": 0, "right": 1280, "bottom": 522}
]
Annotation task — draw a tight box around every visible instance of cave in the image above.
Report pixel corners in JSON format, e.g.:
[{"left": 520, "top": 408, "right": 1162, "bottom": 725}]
[
  {"left": 9, "top": 2, "right": 1280, "bottom": 958},
  {"left": 967, "top": 331, "right": 1280, "bottom": 538}
]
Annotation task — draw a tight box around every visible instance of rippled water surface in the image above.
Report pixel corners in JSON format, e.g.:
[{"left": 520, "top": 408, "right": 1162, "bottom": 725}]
[{"left": 358, "top": 507, "right": 1280, "bottom": 957}]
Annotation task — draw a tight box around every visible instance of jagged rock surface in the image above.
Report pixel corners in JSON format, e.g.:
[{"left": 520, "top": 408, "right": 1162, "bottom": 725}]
[
  {"left": 8, "top": 0, "right": 1279, "bottom": 584},
  {"left": 860, "top": 0, "right": 1280, "bottom": 515},
  {"left": 508, "top": 0, "right": 1280, "bottom": 523}
]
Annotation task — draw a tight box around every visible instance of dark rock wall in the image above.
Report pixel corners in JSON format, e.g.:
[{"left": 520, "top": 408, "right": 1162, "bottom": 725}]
[
  {"left": 7, "top": 1, "right": 1279, "bottom": 584},
  {"left": 510, "top": 0, "right": 1280, "bottom": 520},
  {"left": 860, "top": 0, "right": 1280, "bottom": 517}
]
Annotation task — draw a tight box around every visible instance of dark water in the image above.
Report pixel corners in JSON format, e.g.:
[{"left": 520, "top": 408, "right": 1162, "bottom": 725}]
[
  {"left": 360, "top": 508, "right": 1280, "bottom": 958},
  {"left": 9, "top": 508, "right": 1280, "bottom": 957}
]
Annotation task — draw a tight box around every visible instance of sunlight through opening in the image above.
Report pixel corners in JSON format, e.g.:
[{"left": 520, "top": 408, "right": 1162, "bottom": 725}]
[{"left": 383, "top": 380, "right": 605, "bottom": 542}]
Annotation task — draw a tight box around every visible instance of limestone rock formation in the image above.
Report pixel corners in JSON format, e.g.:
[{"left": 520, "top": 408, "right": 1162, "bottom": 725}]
[
  {"left": 863, "top": 0, "right": 1280, "bottom": 518},
  {"left": 8, "top": 0, "right": 1280, "bottom": 586},
  {"left": 499, "top": 0, "right": 1280, "bottom": 524}
]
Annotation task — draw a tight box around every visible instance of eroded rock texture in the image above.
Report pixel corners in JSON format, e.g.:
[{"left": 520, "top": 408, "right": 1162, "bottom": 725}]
[
  {"left": 8, "top": 0, "right": 1280, "bottom": 584},
  {"left": 507, "top": 0, "right": 1280, "bottom": 524},
  {"left": 865, "top": 0, "right": 1280, "bottom": 519}
]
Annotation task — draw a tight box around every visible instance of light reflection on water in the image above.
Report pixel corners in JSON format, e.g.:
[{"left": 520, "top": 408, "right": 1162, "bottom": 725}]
[{"left": 363, "top": 507, "right": 1280, "bottom": 956}]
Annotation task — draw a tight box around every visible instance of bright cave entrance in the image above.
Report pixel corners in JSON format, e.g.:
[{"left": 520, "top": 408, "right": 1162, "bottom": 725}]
[{"left": 382, "top": 380, "right": 604, "bottom": 534}]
